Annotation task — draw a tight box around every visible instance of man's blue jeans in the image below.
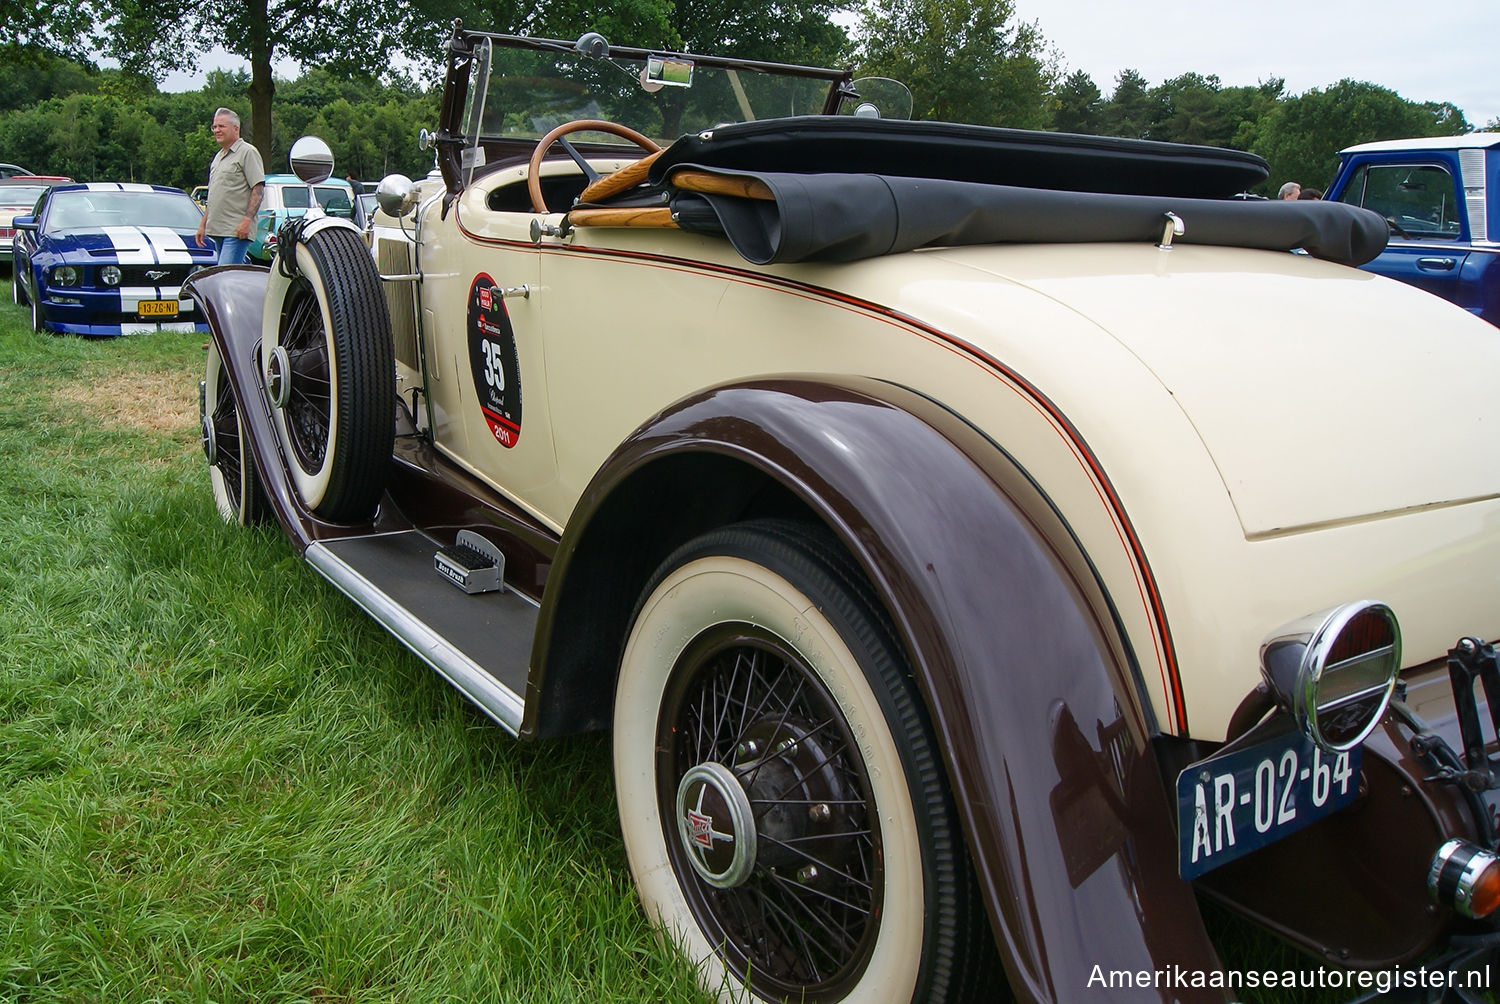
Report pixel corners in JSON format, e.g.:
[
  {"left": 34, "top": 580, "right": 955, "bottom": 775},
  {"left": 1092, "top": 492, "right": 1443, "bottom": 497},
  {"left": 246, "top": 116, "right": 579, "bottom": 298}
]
[{"left": 215, "top": 237, "right": 252, "bottom": 265}]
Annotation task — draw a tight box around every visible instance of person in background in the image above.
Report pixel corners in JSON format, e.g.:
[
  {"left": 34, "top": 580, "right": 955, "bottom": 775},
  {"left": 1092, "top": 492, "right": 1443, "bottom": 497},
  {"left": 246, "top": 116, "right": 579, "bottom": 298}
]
[
  {"left": 1278, "top": 181, "right": 1301, "bottom": 200},
  {"left": 195, "top": 107, "right": 265, "bottom": 265},
  {"left": 1298, "top": 187, "right": 1323, "bottom": 200}
]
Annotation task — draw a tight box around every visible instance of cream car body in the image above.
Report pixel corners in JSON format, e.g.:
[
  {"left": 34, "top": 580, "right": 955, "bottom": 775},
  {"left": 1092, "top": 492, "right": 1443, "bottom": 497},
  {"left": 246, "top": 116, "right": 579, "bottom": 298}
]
[
  {"left": 402, "top": 160, "right": 1500, "bottom": 743},
  {"left": 188, "top": 27, "right": 1500, "bottom": 1004}
]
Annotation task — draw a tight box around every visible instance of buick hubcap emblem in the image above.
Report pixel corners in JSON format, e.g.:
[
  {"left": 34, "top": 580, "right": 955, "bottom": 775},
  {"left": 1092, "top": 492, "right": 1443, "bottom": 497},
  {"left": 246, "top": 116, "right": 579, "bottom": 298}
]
[
  {"left": 676, "top": 762, "right": 757, "bottom": 888},
  {"left": 265, "top": 344, "right": 292, "bottom": 410}
]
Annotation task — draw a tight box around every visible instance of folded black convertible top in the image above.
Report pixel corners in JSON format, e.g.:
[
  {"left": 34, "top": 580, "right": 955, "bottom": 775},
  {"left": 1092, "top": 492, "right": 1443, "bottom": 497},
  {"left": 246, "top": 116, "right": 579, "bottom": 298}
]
[
  {"left": 576, "top": 117, "right": 1388, "bottom": 267},
  {"left": 663, "top": 169, "right": 1390, "bottom": 267}
]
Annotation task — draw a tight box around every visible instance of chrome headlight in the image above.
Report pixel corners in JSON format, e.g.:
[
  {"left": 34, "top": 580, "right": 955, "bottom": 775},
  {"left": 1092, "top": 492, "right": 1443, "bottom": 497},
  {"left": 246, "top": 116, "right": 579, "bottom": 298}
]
[
  {"left": 100, "top": 265, "right": 122, "bottom": 286},
  {"left": 52, "top": 265, "right": 79, "bottom": 287},
  {"left": 1260, "top": 601, "right": 1401, "bottom": 753}
]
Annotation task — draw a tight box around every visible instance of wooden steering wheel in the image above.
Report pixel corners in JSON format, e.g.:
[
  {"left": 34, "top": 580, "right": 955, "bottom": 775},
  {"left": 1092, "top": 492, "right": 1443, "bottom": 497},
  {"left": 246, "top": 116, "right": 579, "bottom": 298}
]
[{"left": 527, "top": 119, "right": 661, "bottom": 214}]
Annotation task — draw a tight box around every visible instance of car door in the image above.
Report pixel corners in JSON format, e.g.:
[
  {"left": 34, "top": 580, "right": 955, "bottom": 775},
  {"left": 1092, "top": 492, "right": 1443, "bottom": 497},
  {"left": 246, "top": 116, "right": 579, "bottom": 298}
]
[
  {"left": 1337, "top": 160, "right": 1472, "bottom": 306},
  {"left": 415, "top": 169, "right": 563, "bottom": 526}
]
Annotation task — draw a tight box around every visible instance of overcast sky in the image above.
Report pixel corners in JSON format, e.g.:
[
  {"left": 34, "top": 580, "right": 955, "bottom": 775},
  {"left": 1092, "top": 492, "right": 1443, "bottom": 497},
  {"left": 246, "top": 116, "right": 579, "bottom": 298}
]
[{"left": 1012, "top": 0, "right": 1499, "bottom": 127}]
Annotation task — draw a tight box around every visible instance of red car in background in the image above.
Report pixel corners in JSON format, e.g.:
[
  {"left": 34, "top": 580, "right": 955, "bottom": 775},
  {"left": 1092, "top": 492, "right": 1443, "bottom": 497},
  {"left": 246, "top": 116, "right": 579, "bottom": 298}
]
[{"left": 1, "top": 175, "right": 72, "bottom": 268}]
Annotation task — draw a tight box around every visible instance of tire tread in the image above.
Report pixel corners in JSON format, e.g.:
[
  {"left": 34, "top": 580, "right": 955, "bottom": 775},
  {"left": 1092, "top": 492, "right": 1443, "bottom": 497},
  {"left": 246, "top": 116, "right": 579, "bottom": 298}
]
[{"left": 296, "top": 226, "right": 395, "bottom": 521}]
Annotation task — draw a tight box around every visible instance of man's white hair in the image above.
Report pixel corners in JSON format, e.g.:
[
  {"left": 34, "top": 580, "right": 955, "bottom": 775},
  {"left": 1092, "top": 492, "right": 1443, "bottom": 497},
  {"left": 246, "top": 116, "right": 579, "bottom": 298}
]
[
  {"left": 214, "top": 107, "right": 241, "bottom": 127},
  {"left": 1277, "top": 181, "right": 1301, "bottom": 199}
]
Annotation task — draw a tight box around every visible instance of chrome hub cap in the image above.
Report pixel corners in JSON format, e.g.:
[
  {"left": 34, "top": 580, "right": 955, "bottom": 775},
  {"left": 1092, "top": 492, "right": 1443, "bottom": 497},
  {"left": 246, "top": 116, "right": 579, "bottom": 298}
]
[
  {"left": 676, "top": 762, "right": 757, "bottom": 888},
  {"left": 265, "top": 344, "right": 292, "bottom": 410},
  {"left": 200, "top": 414, "right": 217, "bottom": 465}
]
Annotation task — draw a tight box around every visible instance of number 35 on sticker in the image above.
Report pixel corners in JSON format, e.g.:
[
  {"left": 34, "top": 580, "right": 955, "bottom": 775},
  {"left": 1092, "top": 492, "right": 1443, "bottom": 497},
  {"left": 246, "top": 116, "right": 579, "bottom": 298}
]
[{"left": 466, "top": 273, "right": 523, "bottom": 449}]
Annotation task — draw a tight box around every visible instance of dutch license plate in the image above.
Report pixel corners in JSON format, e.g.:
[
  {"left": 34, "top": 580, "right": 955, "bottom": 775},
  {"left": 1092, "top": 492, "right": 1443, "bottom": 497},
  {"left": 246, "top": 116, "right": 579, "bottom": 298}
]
[
  {"left": 138, "top": 299, "right": 179, "bottom": 317},
  {"left": 1177, "top": 730, "right": 1359, "bottom": 880}
]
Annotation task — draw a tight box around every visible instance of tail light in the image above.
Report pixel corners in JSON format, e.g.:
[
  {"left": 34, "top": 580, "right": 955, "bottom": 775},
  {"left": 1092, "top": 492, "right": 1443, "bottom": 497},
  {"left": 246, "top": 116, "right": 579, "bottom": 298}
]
[{"left": 1260, "top": 601, "right": 1401, "bottom": 753}]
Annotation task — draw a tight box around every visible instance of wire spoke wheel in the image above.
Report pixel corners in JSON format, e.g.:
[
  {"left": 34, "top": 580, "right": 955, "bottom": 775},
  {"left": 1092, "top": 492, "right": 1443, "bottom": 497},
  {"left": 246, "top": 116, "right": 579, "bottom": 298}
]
[
  {"left": 280, "top": 280, "right": 333, "bottom": 475},
  {"left": 615, "top": 519, "right": 997, "bottom": 1003},
  {"left": 202, "top": 342, "right": 266, "bottom": 525},
  {"left": 659, "top": 628, "right": 880, "bottom": 996}
]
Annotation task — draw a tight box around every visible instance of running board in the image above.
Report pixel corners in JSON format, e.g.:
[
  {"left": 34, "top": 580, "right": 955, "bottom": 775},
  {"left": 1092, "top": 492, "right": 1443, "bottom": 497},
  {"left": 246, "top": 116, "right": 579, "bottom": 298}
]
[{"left": 305, "top": 530, "right": 536, "bottom": 735}]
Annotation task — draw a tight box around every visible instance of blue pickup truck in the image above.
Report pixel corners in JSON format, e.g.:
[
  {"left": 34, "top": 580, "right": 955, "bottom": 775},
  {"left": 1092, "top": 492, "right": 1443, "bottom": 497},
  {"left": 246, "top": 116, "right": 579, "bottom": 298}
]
[{"left": 1325, "top": 133, "right": 1499, "bottom": 326}]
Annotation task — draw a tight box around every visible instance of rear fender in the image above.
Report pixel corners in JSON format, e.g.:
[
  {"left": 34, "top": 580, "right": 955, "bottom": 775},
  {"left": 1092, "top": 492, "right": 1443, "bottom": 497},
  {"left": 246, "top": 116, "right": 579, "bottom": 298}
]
[{"left": 531, "top": 377, "right": 1226, "bottom": 1003}]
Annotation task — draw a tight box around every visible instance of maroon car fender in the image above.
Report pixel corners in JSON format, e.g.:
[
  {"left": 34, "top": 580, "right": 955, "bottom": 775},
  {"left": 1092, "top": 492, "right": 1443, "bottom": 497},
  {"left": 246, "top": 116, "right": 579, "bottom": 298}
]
[
  {"left": 530, "top": 377, "right": 1227, "bottom": 1003},
  {"left": 185, "top": 266, "right": 304, "bottom": 541}
]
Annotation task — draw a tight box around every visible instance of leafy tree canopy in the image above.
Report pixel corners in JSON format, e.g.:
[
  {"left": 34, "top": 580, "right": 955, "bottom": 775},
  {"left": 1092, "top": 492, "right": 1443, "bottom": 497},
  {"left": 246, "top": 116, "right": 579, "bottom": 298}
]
[
  {"left": 1052, "top": 69, "right": 1102, "bottom": 135},
  {"left": 857, "top": 0, "right": 1057, "bottom": 128},
  {"left": 1252, "top": 78, "right": 1471, "bottom": 192},
  {"left": 0, "top": 2, "right": 1487, "bottom": 201}
]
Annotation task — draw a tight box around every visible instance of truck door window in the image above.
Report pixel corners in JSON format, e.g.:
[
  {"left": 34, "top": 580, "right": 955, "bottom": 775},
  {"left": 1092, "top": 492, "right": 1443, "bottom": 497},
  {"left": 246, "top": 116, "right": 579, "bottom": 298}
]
[{"left": 1337, "top": 163, "right": 1462, "bottom": 240}]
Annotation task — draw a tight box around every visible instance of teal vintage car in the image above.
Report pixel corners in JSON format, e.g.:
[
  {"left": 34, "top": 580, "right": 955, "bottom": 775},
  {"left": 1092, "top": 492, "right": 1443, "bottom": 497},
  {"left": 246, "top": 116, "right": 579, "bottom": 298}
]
[{"left": 247, "top": 173, "right": 360, "bottom": 263}]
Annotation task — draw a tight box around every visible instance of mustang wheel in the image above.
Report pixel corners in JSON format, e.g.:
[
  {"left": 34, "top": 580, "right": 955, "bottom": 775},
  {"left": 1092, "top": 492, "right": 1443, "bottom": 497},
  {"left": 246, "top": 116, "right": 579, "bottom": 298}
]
[
  {"left": 29, "top": 286, "right": 43, "bottom": 333},
  {"left": 11, "top": 268, "right": 24, "bottom": 306},
  {"left": 266, "top": 225, "right": 393, "bottom": 521},
  {"left": 202, "top": 342, "right": 267, "bottom": 526},
  {"left": 615, "top": 520, "right": 994, "bottom": 1003}
]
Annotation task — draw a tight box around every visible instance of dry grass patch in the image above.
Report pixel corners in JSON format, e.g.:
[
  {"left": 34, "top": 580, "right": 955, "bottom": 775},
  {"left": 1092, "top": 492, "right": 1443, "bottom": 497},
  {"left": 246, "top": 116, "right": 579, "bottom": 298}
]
[{"left": 53, "top": 367, "right": 199, "bottom": 436}]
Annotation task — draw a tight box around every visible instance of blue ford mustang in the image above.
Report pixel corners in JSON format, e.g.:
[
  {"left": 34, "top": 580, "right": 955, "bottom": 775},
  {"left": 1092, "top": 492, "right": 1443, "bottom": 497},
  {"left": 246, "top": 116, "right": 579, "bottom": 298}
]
[{"left": 11, "top": 183, "right": 219, "bottom": 336}]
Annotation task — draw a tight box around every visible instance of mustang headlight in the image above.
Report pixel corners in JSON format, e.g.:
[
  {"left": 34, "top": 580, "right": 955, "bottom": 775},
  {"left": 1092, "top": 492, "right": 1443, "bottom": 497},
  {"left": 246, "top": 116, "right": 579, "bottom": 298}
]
[
  {"left": 52, "top": 265, "right": 80, "bottom": 287},
  {"left": 1260, "top": 601, "right": 1401, "bottom": 753},
  {"left": 100, "top": 265, "right": 122, "bottom": 286}
]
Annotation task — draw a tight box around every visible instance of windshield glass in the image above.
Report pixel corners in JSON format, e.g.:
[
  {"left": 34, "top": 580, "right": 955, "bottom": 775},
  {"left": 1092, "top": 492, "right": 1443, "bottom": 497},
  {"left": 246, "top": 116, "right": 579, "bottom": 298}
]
[
  {"left": 282, "top": 184, "right": 356, "bottom": 215},
  {"left": 46, "top": 190, "right": 202, "bottom": 231},
  {"left": 1, "top": 185, "right": 48, "bottom": 209},
  {"left": 471, "top": 38, "right": 843, "bottom": 147}
]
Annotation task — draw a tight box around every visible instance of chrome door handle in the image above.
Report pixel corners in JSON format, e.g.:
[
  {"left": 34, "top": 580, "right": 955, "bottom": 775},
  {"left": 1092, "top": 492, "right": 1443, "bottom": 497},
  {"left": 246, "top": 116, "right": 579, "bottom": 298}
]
[{"left": 1416, "top": 257, "right": 1457, "bottom": 271}]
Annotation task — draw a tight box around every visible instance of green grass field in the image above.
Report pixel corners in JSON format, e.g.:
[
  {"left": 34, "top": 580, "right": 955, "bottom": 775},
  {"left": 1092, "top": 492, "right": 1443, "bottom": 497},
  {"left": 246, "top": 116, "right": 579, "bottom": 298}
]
[{"left": 0, "top": 304, "right": 708, "bottom": 1002}]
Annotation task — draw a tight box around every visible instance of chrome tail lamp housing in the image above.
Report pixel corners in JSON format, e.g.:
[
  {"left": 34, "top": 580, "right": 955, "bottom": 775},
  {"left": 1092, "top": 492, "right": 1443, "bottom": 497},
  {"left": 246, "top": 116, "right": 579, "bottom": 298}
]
[{"left": 1260, "top": 601, "right": 1402, "bottom": 753}]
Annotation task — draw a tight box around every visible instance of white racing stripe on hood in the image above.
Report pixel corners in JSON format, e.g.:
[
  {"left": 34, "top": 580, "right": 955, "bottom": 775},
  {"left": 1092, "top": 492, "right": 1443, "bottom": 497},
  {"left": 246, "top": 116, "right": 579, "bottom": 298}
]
[
  {"left": 101, "top": 226, "right": 156, "bottom": 264},
  {"left": 140, "top": 227, "right": 192, "bottom": 263}
]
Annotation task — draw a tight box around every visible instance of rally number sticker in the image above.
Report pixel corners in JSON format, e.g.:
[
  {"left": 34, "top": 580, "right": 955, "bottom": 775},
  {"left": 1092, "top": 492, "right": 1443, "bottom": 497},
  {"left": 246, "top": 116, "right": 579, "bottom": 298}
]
[{"left": 466, "top": 274, "right": 522, "bottom": 448}]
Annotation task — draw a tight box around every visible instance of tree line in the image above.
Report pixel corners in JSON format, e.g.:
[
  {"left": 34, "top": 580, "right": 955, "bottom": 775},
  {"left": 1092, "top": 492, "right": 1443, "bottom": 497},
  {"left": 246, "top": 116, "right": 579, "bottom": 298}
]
[{"left": 0, "top": 0, "right": 1488, "bottom": 197}]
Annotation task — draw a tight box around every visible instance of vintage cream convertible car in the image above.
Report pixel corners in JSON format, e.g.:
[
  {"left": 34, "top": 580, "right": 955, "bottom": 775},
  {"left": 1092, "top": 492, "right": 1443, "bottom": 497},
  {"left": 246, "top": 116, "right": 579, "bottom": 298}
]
[{"left": 187, "top": 25, "right": 1500, "bottom": 1004}]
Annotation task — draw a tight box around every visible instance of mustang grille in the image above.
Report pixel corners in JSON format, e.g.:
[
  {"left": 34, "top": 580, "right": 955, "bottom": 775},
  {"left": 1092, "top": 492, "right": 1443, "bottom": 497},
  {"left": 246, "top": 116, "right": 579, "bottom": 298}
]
[{"left": 117, "top": 264, "right": 197, "bottom": 286}]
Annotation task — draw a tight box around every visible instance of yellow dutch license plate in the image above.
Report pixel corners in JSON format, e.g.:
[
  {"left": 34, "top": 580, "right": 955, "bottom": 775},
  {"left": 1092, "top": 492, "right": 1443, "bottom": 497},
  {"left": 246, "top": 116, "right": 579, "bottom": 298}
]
[{"left": 138, "top": 300, "right": 179, "bottom": 317}]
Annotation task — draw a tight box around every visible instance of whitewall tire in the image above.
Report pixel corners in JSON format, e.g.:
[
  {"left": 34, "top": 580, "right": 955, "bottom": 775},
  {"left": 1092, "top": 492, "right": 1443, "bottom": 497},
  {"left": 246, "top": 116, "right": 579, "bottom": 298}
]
[
  {"left": 614, "top": 520, "right": 994, "bottom": 1003},
  {"left": 202, "top": 341, "right": 267, "bottom": 526},
  {"left": 263, "top": 225, "right": 393, "bottom": 522}
]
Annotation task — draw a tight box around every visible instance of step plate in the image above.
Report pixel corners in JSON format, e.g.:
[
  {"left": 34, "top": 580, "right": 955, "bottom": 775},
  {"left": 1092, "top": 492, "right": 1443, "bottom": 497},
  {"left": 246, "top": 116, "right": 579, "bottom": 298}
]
[{"left": 306, "top": 530, "right": 536, "bottom": 732}]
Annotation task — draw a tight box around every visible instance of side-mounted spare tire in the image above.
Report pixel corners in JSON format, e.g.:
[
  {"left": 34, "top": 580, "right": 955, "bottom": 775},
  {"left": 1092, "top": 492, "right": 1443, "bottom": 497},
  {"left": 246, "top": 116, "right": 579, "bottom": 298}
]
[{"left": 264, "top": 223, "right": 394, "bottom": 522}]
